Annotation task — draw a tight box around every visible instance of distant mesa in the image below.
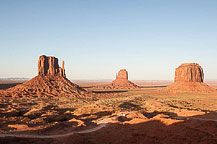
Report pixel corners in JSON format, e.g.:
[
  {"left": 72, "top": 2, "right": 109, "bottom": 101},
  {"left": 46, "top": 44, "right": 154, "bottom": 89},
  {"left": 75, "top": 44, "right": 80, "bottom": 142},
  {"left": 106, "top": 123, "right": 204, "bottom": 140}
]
[
  {"left": 96, "top": 69, "right": 140, "bottom": 90},
  {"left": 116, "top": 69, "right": 128, "bottom": 80},
  {"left": 0, "top": 55, "right": 86, "bottom": 97},
  {"left": 161, "top": 63, "right": 216, "bottom": 94}
]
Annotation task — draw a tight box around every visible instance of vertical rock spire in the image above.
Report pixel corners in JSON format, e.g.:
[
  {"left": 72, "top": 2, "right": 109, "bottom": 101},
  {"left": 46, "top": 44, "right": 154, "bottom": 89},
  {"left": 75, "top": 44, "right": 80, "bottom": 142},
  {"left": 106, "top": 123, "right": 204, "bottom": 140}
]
[{"left": 62, "top": 60, "right": 66, "bottom": 78}]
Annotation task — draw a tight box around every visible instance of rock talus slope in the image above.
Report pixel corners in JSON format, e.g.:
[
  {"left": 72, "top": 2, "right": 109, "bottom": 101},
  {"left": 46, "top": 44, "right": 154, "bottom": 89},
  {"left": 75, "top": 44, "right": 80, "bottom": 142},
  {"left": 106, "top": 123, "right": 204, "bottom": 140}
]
[
  {"left": 162, "top": 63, "right": 216, "bottom": 94},
  {"left": 96, "top": 69, "right": 140, "bottom": 89},
  {"left": 0, "top": 55, "right": 86, "bottom": 97}
]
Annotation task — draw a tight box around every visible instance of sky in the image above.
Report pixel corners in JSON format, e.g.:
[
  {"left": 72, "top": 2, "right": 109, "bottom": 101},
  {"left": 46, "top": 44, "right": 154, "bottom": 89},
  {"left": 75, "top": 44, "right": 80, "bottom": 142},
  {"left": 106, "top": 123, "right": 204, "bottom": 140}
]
[{"left": 0, "top": 0, "right": 217, "bottom": 80}]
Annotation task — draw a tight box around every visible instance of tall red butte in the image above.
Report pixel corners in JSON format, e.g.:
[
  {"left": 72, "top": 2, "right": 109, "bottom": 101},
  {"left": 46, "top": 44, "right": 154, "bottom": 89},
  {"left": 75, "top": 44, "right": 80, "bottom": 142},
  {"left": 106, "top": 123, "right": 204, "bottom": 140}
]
[
  {"left": 96, "top": 69, "right": 140, "bottom": 89},
  {"left": 0, "top": 55, "right": 86, "bottom": 97},
  {"left": 162, "top": 63, "right": 216, "bottom": 94},
  {"left": 38, "top": 55, "right": 66, "bottom": 77}
]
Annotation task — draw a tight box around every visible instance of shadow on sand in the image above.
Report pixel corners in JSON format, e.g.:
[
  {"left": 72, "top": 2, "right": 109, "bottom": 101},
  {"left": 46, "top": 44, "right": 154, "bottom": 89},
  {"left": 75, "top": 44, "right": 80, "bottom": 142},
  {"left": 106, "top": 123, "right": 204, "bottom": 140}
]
[
  {"left": 81, "top": 86, "right": 94, "bottom": 89},
  {"left": 0, "top": 83, "right": 22, "bottom": 90},
  {"left": 0, "top": 111, "right": 217, "bottom": 144},
  {"left": 65, "top": 111, "right": 217, "bottom": 144},
  {"left": 140, "top": 85, "right": 168, "bottom": 88},
  {"left": 92, "top": 90, "right": 128, "bottom": 94}
]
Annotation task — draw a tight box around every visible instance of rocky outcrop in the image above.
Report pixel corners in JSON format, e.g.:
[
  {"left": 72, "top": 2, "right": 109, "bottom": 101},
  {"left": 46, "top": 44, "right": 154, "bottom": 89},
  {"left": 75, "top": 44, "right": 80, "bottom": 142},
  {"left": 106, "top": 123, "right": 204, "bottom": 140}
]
[
  {"left": 161, "top": 63, "right": 216, "bottom": 94},
  {"left": 116, "top": 69, "right": 128, "bottom": 80},
  {"left": 96, "top": 69, "right": 140, "bottom": 89},
  {"left": 38, "top": 55, "right": 66, "bottom": 77},
  {"left": 175, "top": 63, "right": 203, "bottom": 82},
  {"left": 0, "top": 55, "right": 86, "bottom": 97}
]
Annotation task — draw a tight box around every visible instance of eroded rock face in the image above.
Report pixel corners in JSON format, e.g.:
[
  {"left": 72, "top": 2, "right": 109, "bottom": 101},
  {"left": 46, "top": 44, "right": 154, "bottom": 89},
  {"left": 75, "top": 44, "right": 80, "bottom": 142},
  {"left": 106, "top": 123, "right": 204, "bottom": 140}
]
[
  {"left": 161, "top": 63, "right": 216, "bottom": 94},
  {"left": 111, "top": 69, "right": 140, "bottom": 89},
  {"left": 0, "top": 55, "right": 87, "bottom": 97},
  {"left": 96, "top": 69, "right": 140, "bottom": 89},
  {"left": 38, "top": 55, "right": 66, "bottom": 77},
  {"left": 175, "top": 63, "right": 204, "bottom": 83},
  {"left": 116, "top": 69, "right": 128, "bottom": 80}
]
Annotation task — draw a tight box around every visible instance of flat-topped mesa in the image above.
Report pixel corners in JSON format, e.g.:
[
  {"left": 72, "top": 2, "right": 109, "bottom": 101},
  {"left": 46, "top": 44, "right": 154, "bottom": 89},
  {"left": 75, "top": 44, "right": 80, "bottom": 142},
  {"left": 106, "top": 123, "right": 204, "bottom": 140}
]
[
  {"left": 38, "top": 55, "right": 66, "bottom": 77},
  {"left": 0, "top": 55, "right": 87, "bottom": 97},
  {"left": 161, "top": 63, "right": 216, "bottom": 94},
  {"left": 95, "top": 69, "right": 140, "bottom": 89},
  {"left": 116, "top": 69, "right": 128, "bottom": 80},
  {"left": 175, "top": 63, "right": 204, "bottom": 83},
  {"left": 111, "top": 69, "right": 139, "bottom": 89}
]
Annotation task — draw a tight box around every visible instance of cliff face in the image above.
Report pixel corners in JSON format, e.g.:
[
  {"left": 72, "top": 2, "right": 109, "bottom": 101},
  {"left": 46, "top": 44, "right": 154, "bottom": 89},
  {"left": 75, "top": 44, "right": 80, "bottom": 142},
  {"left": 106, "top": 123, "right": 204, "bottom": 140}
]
[
  {"left": 161, "top": 63, "right": 216, "bottom": 94},
  {"left": 96, "top": 69, "right": 140, "bottom": 90},
  {"left": 0, "top": 55, "right": 86, "bottom": 97},
  {"left": 38, "top": 55, "right": 66, "bottom": 78},
  {"left": 175, "top": 63, "right": 204, "bottom": 83},
  {"left": 116, "top": 69, "right": 128, "bottom": 80}
]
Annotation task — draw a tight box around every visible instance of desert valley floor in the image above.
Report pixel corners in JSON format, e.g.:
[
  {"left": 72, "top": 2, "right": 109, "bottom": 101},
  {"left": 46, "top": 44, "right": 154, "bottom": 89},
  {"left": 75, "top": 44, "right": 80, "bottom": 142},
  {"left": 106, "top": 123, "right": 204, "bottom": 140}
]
[{"left": 0, "top": 80, "right": 217, "bottom": 144}]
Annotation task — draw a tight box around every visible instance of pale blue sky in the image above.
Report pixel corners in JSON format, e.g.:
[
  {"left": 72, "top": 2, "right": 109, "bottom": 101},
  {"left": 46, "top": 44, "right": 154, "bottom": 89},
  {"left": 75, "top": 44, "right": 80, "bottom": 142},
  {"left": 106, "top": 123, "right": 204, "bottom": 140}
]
[{"left": 0, "top": 0, "right": 217, "bottom": 80}]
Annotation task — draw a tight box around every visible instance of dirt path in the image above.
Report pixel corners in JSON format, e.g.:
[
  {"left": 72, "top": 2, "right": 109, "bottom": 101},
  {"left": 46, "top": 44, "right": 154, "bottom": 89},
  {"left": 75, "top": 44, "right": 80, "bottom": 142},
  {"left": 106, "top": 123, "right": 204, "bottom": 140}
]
[
  {"left": 0, "top": 115, "right": 217, "bottom": 139},
  {"left": 0, "top": 118, "right": 109, "bottom": 139}
]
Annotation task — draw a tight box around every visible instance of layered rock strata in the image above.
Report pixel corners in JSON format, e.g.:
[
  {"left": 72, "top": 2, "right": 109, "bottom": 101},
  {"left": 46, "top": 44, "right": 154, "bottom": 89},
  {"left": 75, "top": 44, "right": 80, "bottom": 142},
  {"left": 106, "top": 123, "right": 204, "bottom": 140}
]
[
  {"left": 161, "top": 63, "right": 216, "bottom": 94},
  {"left": 0, "top": 55, "right": 86, "bottom": 97},
  {"left": 38, "top": 55, "right": 66, "bottom": 77},
  {"left": 96, "top": 69, "right": 140, "bottom": 90}
]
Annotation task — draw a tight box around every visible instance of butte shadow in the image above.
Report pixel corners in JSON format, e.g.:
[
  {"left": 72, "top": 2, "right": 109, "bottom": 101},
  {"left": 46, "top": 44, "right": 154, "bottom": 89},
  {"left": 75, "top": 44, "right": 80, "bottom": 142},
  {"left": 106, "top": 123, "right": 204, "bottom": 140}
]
[{"left": 2, "top": 112, "right": 216, "bottom": 144}]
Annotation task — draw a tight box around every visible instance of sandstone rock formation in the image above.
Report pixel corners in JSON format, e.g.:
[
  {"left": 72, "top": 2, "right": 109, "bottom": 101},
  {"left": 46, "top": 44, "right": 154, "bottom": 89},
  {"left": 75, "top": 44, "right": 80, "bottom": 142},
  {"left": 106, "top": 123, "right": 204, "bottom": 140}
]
[
  {"left": 162, "top": 63, "right": 216, "bottom": 94},
  {"left": 0, "top": 55, "right": 86, "bottom": 97},
  {"left": 116, "top": 69, "right": 128, "bottom": 80},
  {"left": 38, "top": 55, "right": 66, "bottom": 77},
  {"left": 175, "top": 63, "right": 204, "bottom": 82},
  {"left": 96, "top": 69, "right": 140, "bottom": 89}
]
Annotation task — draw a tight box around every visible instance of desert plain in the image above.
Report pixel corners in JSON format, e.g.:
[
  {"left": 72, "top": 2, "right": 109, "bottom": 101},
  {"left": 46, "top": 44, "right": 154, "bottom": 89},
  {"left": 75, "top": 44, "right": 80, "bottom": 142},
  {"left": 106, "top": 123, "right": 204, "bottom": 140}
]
[{"left": 0, "top": 56, "right": 217, "bottom": 144}]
